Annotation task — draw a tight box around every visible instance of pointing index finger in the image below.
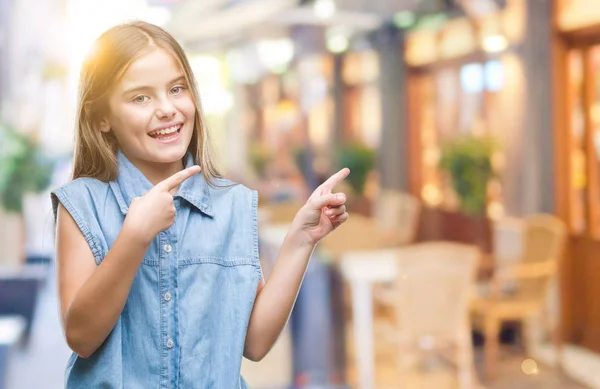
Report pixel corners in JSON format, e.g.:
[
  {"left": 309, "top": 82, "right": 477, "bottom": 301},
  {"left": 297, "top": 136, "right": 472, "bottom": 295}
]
[
  {"left": 155, "top": 165, "right": 201, "bottom": 192},
  {"left": 320, "top": 168, "right": 350, "bottom": 193}
]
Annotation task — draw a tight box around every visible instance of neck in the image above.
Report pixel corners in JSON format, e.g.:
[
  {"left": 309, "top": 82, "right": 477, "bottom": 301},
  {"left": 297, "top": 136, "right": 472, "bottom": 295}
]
[
  {"left": 141, "top": 160, "right": 184, "bottom": 186},
  {"left": 124, "top": 152, "right": 185, "bottom": 187}
]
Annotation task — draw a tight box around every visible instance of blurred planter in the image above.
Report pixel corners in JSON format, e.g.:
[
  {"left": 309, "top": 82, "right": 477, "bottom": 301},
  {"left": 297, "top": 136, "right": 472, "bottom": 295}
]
[
  {"left": 347, "top": 195, "right": 371, "bottom": 217},
  {"left": 439, "top": 135, "right": 498, "bottom": 217},
  {"left": 336, "top": 143, "right": 375, "bottom": 217},
  {"left": 430, "top": 135, "right": 497, "bottom": 254},
  {"left": 417, "top": 206, "right": 493, "bottom": 254}
]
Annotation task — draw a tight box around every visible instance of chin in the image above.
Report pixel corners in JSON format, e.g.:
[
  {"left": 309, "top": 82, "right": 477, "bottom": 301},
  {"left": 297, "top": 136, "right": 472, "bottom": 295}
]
[{"left": 151, "top": 147, "right": 189, "bottom": 164}]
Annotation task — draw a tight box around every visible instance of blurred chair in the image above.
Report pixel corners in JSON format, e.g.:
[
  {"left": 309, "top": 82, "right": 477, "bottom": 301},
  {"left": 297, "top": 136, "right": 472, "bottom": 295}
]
[
  {"left": 258, "top": 201, "right": 303, "bottom": 225},
  {"left": 373, "top": 190, "right": 421, "bottom": 246},
  {"left": 371, "top": 191, "right": 422, "bottom": 319},
  {"left": 475, "top": 217, "right": 525, "bottom": 302},
  {"left": 491, "top": 217, "right": 525, "bottom": 265},
  {"left": 320, "top": 190, "right": 421, "bottom": 257},
  {"left": 375, "top": 242, "right": 480, "bottom": 389},
  {"left": 471, "top": 214, "right": 567, "bottom": 380}
]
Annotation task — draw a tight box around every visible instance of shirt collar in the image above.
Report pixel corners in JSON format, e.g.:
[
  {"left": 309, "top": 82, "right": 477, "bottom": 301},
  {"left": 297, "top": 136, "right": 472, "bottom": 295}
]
[{"left": 109, "top": 150, "right": 214, "bottom": 217}]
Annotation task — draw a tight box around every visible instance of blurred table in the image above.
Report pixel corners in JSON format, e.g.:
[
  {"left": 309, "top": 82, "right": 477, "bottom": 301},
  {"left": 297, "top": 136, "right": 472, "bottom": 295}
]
[
  {"left": 338, "top": 250, "right": 396, "bottom": 389},
  {"left": 337, "top": 249, "right": 495, "bottom": 389},
  {"left": 258, "top": 215, "right": 495, "bottom": 389}
]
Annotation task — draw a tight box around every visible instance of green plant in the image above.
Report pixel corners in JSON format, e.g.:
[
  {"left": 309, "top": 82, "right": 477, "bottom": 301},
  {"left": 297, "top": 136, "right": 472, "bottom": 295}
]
[
  {"left": 0, "top": 122, "right": 54, "bottom": 213},
  {"left": 439, "top": 135, "right": 497, "bottom": 216},
  {"left": 248, "top": 141, "right": 271, "bottom": 178},
  {"left": 336, "top": 143, "right": 375, "bottom": 196}
]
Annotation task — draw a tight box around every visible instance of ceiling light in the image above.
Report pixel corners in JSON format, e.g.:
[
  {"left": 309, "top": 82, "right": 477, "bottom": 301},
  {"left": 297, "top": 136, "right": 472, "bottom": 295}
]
[
  {"left": 327, "top": 35, "right": 349, "bottom": 53},
  {"left": 257, "top": 39, "right": 295, "bottom": 73},
  {"left": 314, "top": 0, "right": 336, "bottom": 20},
  {"left": 482, "top": 34, "right": 508, "bottom": 53}
]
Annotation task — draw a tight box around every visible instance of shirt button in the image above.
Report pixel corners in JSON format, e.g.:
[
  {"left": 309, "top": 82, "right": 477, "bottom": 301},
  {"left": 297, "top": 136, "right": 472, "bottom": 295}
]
[
  {"left": 166, "top": 338, "right": 174, "bottom": 349},
  {"left": 164, "top": 292, "right": 171, "bottom": 302},
  {"left": 164, "top": 244, "right": 172, "bottom": 253}
]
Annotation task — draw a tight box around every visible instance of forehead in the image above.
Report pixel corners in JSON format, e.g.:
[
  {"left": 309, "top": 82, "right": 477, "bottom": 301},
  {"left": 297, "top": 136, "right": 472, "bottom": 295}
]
[{"left": 118, "top": 48, "right": 184, "bottom": 89}]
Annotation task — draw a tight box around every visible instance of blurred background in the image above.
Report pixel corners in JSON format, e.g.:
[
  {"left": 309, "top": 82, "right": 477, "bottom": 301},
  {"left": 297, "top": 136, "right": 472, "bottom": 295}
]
[{"left": 1, "top": 0, "right": 599, "bottom": 388}]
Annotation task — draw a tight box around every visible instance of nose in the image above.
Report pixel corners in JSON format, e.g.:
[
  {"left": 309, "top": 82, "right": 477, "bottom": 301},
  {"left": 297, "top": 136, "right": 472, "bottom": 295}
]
[{"left": 156, "top": 97, "right": 177, "bottom": 119}]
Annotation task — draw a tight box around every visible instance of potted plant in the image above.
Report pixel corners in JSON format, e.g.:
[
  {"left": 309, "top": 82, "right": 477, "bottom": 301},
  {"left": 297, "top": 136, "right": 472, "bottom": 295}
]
[
  {"left": 336, "top": 143, "right": 375, "bottom": 215},
  {"left": 0, "top": 122, "right": 54, "bottom": 266},
  {"left": 438, "top": 134, "right": 498, "bottom": 252},
  {"left": 439, "top": 135, "right": 497, "bottom": 216}
]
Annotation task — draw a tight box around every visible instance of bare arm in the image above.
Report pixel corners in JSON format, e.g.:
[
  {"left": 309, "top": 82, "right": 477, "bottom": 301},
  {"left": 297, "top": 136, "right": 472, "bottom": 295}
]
[
  {"left": 243, "top": 231, "right": 315, "bottom": 362},
  {"left": 56, "top": 204, "right": 150, "bottom": 358},
  {"left": 243, "top": 168, "right": 350, "bottom": 361}
]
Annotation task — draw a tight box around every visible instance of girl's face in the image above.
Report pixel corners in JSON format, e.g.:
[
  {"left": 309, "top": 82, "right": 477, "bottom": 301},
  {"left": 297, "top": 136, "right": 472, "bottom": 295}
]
[{"left": 100, "top": 48, "right": 195, "bottom": 173}]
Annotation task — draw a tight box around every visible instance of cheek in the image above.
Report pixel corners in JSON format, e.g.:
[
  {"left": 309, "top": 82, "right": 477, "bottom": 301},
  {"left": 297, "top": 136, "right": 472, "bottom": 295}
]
[
  {"left": 114, "top": 105, "right": 152, "bottom": 134},
  {"left": 177, "top": 96, "right": 196, "bottom": 119}
]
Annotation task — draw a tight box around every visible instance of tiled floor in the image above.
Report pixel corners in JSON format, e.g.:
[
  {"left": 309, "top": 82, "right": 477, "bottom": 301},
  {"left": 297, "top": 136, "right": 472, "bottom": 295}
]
[
  {"left": 344, "top": 350, "right": 586, "bottom": 389},
  {"left": 483, "top": 354, "right": 585, "bottom": 389},
  {"left": 344, "top": 335, "right": 588, "bottom": 389},
  {"left": 1, "top": 270, "right": 591, "bottom": 389}
]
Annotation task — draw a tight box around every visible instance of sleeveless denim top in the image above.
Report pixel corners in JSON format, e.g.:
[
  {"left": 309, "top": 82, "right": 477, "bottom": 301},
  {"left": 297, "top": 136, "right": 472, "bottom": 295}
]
[{"left": 51, "top": 150, "right": 261, "bottom": 389}]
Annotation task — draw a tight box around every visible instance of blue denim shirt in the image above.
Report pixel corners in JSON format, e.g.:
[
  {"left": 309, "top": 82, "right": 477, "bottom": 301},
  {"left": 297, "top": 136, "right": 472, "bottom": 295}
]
[{"left": 51, "top": 151, "right": 261, "bottom": 388}]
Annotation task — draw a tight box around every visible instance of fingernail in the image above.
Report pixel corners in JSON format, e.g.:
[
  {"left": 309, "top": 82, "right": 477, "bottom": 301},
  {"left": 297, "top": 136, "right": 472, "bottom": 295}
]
[
  {"left": 326, "top": 209, "right": 333, "bottom": 215},
  {"left": 336, "top": 194, "right": 345, "bottom": 201}
]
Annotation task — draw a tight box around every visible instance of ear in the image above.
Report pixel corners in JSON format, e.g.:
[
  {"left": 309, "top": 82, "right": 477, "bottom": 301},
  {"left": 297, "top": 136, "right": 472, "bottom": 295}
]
[{"left": 98, "top": 117, "right": 111, "bottom": 133}]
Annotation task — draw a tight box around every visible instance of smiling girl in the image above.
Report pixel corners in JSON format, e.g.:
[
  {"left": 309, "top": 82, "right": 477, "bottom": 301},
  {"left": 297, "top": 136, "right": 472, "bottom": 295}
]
[{"left": 51, "top": 21, "right": 349, "bottom": 388}]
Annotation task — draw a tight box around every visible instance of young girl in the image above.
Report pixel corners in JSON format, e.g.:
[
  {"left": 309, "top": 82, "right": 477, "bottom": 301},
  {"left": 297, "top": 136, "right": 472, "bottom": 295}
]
[{"left": 52, "top": 21, "right": 349, "bottom": 388}]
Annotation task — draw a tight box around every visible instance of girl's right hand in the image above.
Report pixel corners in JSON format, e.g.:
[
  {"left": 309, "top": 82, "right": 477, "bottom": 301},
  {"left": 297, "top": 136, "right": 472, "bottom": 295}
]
[{"left": 124, "top": 165, "right": 201, "bottom": 245}]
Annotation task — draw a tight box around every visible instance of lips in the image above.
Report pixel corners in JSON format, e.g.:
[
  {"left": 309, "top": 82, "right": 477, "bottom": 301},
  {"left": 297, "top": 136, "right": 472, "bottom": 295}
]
[{"left": 148, "top": 124, "right": 182, "bottom": 138}]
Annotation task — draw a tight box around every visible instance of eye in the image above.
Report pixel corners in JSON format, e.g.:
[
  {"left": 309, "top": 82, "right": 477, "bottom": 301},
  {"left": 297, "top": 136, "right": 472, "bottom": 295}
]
[
  {"left": 134, "top": 95, "right": 149, "bottom": 104},
  {"left": 170, "top": 86, "right": 186, "bottom": 95}
]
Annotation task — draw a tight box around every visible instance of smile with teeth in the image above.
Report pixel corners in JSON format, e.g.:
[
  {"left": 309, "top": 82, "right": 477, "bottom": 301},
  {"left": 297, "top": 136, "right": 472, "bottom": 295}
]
[{"left": 149, "top": 124, "right": 182, "bottom": 138}]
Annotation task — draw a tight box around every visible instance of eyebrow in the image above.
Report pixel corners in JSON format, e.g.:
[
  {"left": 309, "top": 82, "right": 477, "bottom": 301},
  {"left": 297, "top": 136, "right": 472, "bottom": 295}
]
[{"left": 122, "top": 75, "right": 187, "bottom": 96}]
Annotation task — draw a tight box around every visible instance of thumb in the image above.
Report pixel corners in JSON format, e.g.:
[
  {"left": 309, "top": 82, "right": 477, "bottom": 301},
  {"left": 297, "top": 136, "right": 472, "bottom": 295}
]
[{"left": 309, "top": 193, "right": 346, "bottom": 210}]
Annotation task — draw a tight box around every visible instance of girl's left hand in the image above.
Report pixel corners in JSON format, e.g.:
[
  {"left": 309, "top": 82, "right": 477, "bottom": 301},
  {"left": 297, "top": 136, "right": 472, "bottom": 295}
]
[{"left": 290, "top": 168, "right": 350, "bottom": 247}]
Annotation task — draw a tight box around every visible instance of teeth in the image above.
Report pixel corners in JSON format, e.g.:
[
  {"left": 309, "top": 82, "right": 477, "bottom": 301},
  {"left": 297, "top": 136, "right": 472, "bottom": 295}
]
[{"left": 150, "top": 125, "right": 180, "bottom": 137}]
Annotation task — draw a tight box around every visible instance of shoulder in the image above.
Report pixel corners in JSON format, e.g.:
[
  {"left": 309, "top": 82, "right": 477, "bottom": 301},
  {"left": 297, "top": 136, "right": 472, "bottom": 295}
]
[
  {"left": 53, "top": 177, "right": 110, "bottom": 196},
  {"left": 207, "top": 178, "right": 258, "bottom": 211},
  {"left": 208, "top": 178, "right": 256, "bottom": 199},
  {"left": 51, "top": 177, "right": 111, "bottom": 221},
  {"left": 51, "top": 177, "right": 111, "bottom": 263}
]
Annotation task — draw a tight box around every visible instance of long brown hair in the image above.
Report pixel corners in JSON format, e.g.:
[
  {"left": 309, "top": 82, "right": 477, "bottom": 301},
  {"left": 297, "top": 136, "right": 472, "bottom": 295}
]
[{"left": 72, "top": 21, "right": 221, "bottom": 184}]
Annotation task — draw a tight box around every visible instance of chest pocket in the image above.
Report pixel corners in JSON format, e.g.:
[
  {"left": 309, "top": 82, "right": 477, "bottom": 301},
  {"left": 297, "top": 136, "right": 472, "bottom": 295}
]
[{"left": 174, "top": 200, "right": 259, "bottom": 265}]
